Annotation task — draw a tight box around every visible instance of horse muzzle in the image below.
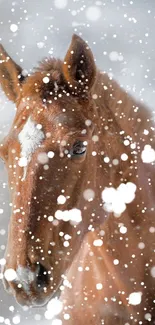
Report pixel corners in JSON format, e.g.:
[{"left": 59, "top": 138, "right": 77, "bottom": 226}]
[{"left": 2, "top": 262, "right": 53, "bottom": 307}]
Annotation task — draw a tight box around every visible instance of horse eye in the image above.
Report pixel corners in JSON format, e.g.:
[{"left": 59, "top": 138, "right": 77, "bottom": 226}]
[{"left": 71, "top": 141, "right": 87, "bottom": 156}]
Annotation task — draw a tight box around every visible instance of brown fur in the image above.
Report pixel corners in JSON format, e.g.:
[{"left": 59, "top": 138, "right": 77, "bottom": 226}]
[
  {"left": 0, "top": 44, "right": 24, "bottom": 102},
  {"left": 0, "top": 35, "right": 155, "bottom": 324}
]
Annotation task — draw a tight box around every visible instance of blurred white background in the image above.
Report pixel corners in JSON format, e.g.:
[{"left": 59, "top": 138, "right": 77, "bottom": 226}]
[{"left": 0, "top": 0, "right": 155, "bottom": 324}]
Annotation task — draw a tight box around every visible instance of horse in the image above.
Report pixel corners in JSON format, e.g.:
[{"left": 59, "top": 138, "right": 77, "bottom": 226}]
[{"left": 0, "top": 34, "right": 155, "bottom": 324}]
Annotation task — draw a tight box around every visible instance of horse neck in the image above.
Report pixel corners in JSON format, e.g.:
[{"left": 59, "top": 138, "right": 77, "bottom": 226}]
[
  {"left": 90, "top": 71, "right": 155, "bottom": 225},
  {"left": 88, "top": 72, "right": 155, "bottom": 244},
  {"left": 91, "top": 72, "right": 135, "bottom": 189}
]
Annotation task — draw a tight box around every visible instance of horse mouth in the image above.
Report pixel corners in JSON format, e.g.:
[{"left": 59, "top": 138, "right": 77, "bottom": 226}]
[
  {"left": 13, "top": 280, "right": 62, "bottom": 308},
  {"left": 31, "top": 279, "right": 62, "bottom": 308},
  {"left": 3, "top": 262, "right": 63, "bottom": 308},
  {"left": 36, "top": 263, "right": 50, "bottom": 291}
]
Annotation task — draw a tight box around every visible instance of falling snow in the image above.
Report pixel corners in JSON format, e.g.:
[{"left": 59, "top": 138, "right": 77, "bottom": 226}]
[
  {"left": 109, "top": 51, "right": 124, "bottom": 62},
  {"left": 45, "top": 298, "right": 63, "bottom": 320},
  {"left": 102, "top": 182, "right": 137, "bottom": 216},
  {"left": 141, "top": 144, "right": 155, "bottom": 163},
  {"left": 128, "top": 292, "right": 142, "bottom": 305},
  {"left": 48, "top": 151, "right": 55, "bottom": 158},
  {"left": 86, "top": 6, "right": 101, "bottom": 21},
  {"left": 150, "top": 266, "right": 155, "bottom": 278},
  {"left": 43, "top": 76, "right": 50, "bottom": 84},
  {"left": 93, "top": 239, "right": 103, "bottom": 247},
  {"left": 12, "top": 315, "right": 20, "bottom": 325},
  {"left": 37, "top": 152, "right": 49, "bottom": 164},
  {"left": 54, "top": 0, "right": 68, "bottom": 9},
  {"left": 57, "top": 195, "right": 66, "bottom": 204},
  {"left": 37, "top": 42, "right": 45, "bottom": 49},
  {"left": 0, "top": 0, "right": 155, "bottom": 324},
  {"left": 96, "top": 283, "right": 103, "bottom": 290},
  {"left": 10, "top": 24, "right": 18, "bottom": 32},
  {"left": 83, "top": 189, "right": 95, "bottom": 201},
  {"left": 4, "top": 269, "right": 17, "bottom": 282},
  {"left": 55, "top": 208, "right": 82, "bottom": 225},
  {"left": 51, "top": 320, "right": 62, "bottom": 325}
]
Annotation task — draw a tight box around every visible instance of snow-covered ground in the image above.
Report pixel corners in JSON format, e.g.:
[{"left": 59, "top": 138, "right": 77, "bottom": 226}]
[{"left": 0, "top": 0, "right": 155, "bottom": 324}]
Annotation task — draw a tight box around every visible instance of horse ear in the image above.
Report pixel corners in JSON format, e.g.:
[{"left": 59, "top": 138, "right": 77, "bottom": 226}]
[
  {"left": 0, "top": 44, "right": 24, "bottom": 102},
  {"left": 63, "top": 34, "right": 96, "bottom": 93}
]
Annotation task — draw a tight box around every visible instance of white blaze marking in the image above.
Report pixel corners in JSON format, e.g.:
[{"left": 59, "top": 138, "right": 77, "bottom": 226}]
[
  {"left": 18, "top": 117, "right": 45, "bottom": 180},
  {"left": 54, "top": 81, "right": 59, "bottom": 91}
]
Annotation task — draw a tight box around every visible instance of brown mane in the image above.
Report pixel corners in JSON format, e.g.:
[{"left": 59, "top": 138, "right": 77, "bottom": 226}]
[{"left": 21, "top": 58, "right": 66, "bottom": 100}]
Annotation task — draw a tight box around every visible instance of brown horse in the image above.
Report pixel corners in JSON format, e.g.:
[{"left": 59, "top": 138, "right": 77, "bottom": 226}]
[{"left": 0, "top": 34, "right": 155, "bottom": 324}]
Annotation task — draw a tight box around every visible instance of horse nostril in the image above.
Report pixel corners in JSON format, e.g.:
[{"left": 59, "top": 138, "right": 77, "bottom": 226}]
[{"left": 36, "top": 263, "right": 49, "bottom": 290}]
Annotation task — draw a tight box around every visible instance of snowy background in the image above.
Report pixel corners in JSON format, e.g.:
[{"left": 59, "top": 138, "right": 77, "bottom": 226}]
[{"left": 0, "top": 0, "right": 155, "bottom": 324}]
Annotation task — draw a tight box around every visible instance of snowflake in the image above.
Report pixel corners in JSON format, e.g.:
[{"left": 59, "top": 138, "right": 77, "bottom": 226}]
[
  {"left": 102, "top": 182, "right": 136, "bottom": 217},
  {"left": 128, "top": 292, "right": 142, "bottom": 305}
]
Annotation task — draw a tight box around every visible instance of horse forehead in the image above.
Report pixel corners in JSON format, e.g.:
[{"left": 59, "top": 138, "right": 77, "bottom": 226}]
[
  {"left": 17, "top": 100, "right": 87, "bottom": 153},
  {"left": 18, "top": 116, "right": 45, "bottom": 158},
  {"left": 52, "top": 112, "right": 85, "bottom": 127}
]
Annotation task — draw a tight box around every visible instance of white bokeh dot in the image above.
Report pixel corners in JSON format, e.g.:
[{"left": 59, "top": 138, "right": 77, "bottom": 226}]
[
  {"left": 54, "top": 0, "right": 68, "bottom": 9},
  {"left": 10, "top": 24, "right": 18, "bottom": 32},
  {"left": 86, "top": 6, "right": 101, "bottom": 21}
]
